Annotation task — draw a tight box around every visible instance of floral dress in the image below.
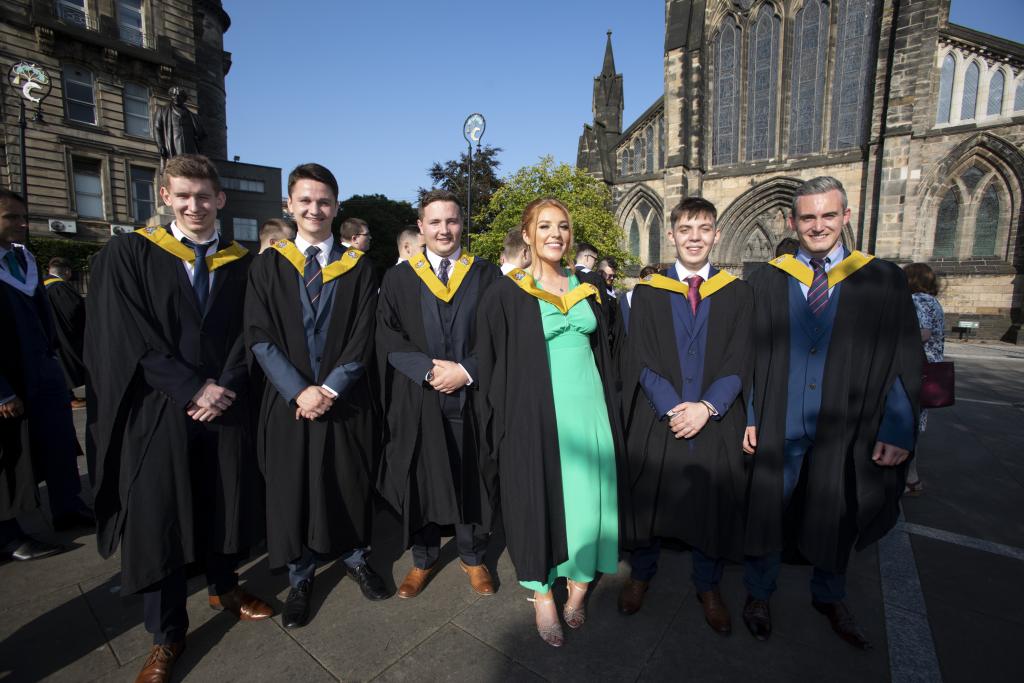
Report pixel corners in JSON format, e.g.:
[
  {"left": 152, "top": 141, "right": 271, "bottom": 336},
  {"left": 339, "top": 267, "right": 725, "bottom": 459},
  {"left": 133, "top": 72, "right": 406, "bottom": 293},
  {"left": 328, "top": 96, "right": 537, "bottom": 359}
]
[{"left": 912, "top": 292, "right": 944, "bottom": 431}]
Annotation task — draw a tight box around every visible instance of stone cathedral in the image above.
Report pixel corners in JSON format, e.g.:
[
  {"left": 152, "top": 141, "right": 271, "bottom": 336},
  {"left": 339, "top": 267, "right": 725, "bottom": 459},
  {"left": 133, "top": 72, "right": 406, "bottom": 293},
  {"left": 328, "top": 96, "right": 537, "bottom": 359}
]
[{"left": 578, "top": 0, "right": 1024, "bottom": 341}]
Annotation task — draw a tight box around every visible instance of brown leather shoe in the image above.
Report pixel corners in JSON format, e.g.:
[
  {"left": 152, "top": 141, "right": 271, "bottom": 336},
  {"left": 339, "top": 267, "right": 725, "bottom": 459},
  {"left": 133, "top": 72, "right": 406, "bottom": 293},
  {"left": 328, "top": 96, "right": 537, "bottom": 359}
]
[
  {"left": 618, "top": 578, "right": 649, "bottom": 615},
  {"left": 460, "top": 560, "right": 495, "bottom": 596},
  {"left": 208, "top": 587, "right": 273, "bottom": 620},
  {"left": 398, "top": 565, "right": 435, "bottom": 599},
  {"left": 812, "top": 600, "right": 872, "bottom": 650},
  {"left": 697, "top": 589, "right": 732, "bottom": 635},
  {"left": 134, "top": 642, "right": 184, "bottom": 683}
]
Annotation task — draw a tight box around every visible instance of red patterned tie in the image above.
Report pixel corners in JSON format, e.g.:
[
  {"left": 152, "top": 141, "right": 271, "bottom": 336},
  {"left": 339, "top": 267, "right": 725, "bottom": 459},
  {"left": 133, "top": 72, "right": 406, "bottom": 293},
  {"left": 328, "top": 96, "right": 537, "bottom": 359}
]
[
  {"left": 807, "top": 258, "right": 829, "bottom": 316},
  {"left": 686, "top": 275, "right": 703, "bottom": 316}
]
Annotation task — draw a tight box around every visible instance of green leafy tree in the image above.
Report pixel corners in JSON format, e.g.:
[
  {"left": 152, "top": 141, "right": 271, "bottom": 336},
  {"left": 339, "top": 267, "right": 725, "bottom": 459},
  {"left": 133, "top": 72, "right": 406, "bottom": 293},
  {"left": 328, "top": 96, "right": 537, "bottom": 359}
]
[
  {"left": 419, "top": 145, "right": 504, "bottom": 233},
  {"left": 471, "top": 157, "right": 630, "bottom": 266},
  {"left": 332, "top": 193, "right": 418, "bottom": 274}
]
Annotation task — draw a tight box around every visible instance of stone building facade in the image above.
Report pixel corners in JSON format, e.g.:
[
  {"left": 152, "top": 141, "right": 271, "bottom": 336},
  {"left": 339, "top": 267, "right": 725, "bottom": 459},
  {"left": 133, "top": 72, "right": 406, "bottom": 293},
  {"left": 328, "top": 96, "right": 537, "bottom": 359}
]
[
  {"left": 0, "top": 0, "right": 280, "bottom": 247},
  {"left": 578, "top": 0, "right": 1024, "bottom": 341}
]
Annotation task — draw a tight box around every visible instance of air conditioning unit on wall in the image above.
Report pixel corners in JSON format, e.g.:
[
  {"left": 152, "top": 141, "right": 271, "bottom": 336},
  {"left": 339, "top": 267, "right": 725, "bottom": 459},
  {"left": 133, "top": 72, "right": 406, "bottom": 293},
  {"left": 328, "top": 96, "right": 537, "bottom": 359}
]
[
  {"left": 110, "top": 224, "right": 136, "bottom": 236},
  {"left": 48, "top": 219, "right": 77, "bottom": 234}
]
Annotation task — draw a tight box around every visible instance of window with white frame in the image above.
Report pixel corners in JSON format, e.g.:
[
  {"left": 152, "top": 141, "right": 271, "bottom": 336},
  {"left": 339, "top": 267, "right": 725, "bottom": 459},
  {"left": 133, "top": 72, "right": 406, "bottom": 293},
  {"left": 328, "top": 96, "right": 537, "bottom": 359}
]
[
  {"left": 63, "top": 65, "right": 96, "bottom": 124},
  {"left": 130, "top": 166, "right": 155, "bottom": 221},
  {"left": 73, "top": 158, "right": 104, "bottom": 219},
  {"left": 56, "top": 0, "right": 89, "bottom": 28},
  {"left": 987, "top": 70, "right": 1005, "bottom": 117},
  {"left": 123, "top": 83, "right": 150, "bottom": 136},
  {"left": 117, "top": 0, "right": 145, "bottom": 47},
  {"left": 961, "top": 61, "right": 980, "bottom": 121},
  {"left": 234, "top": 217, "right": 259, "bottom": 242}
]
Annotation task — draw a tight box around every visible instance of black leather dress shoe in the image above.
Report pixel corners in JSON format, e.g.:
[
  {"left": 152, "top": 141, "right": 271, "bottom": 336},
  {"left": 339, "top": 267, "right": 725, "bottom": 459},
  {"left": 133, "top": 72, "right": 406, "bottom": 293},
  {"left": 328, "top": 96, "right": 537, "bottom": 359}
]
[
  {"left": 812, "top": 600, "right": 872, "bottom": 650},
  {"left": 282, "top": 578, "right": 313, "bottom": 629},
  {"left": 347, "top": 563, "right": 391, "bottom": 601},
  {"left": 3, "top": 537, "right": 65, "bottom": 561},
  {"left": 742, "top": 595, "right": 772, "bottom": 641}
]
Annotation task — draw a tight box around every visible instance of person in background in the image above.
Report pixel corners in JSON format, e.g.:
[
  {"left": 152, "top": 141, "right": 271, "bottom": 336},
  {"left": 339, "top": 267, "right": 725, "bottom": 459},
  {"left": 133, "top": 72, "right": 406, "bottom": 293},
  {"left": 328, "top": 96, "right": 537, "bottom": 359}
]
[
  {"left": 44, "top": 257, "right": 87, "bottom": 409},
  {"left": 258, "top": 218, "right": 296, "bottom": 254},
  {"left": 395, "top": 226, "right": 424, "bottom": 264},
  {"left": 619, "top": 265, "right": 659, "bottom": 332},
  {"left": 902, "top": 263, "right": 944, "bottom": 496},
  {"left": 499, "top": 226, "right": 532, "bottom": 275},
  {"left": 774, "top": 237, "right": 799, "bottom": 258},
  {"left": 573, "top": 241, "right": 598, "bottom": 274},
  {"left": 339, "top": 217, "right": 372, "bottom": 253}
]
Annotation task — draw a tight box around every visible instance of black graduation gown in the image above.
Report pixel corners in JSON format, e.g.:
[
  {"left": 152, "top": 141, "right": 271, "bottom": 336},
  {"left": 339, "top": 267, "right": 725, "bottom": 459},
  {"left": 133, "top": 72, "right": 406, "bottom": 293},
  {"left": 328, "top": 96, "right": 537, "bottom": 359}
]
[
  {"left": 44, "top": 279, "right": 87, "bottom": 390},
  {"left": 620, "top": 276, "right": 753, "bottom": 561},
  {"left": 244, "top": 248, "right": 378, "bottom": 568},
  {"left": 375, "top": 258, "right": 499, "bottom": 543},
  {"left": 85, "top": 231, "right": 260, "bottom": 594},
  {"left": 476, "top": 276, "right": 627, "bottom": 583},
  {"left": 744, "top": 258, "right": 923, "bottom": 572}
]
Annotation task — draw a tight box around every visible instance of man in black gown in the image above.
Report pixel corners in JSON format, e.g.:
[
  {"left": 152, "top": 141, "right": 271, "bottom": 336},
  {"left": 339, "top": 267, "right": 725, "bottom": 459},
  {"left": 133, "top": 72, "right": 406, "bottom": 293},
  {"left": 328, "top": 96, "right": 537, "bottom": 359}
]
[{"left": 43, "top": 257, "right": 87, "bottom": 406}]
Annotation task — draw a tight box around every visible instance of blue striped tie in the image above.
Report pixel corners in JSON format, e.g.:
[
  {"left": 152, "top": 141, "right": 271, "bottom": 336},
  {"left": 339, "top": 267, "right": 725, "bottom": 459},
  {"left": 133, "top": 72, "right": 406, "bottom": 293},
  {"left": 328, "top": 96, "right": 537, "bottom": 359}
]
[
  {"left": 807, "top": 257, "right": 829, "bottom": 316},
  {"left": 304, "top": 246, "right": 323, "bottom": 311}
]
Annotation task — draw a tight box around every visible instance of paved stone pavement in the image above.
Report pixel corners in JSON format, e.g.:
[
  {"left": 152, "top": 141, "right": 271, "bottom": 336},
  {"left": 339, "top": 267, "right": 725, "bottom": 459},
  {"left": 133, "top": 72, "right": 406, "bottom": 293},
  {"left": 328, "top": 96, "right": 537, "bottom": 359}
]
[{"left": 1, "top": 344, "right": 1021, "bottom": 682}]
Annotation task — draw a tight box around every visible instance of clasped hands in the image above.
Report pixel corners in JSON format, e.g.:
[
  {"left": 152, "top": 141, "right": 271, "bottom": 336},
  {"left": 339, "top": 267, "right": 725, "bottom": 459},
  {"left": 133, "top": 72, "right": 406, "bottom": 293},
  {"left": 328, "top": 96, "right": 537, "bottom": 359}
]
[
  {"left": 0, "top": 396, "right": 25, "bottom": 419},
  {"left": 741, "top": 426, "right": 910, "bottom": 467},
  {"left": 186, "top": 379, "right": 235, "bottom": 422},
  {"left": 667, "top": 401, "right": 711, "bottom": 440},
  {"left": 295, "top": 385, "right": 335, "bottom": 421},
  {"left": 428, "top": 359, "right": 469, "bottom": 395}
]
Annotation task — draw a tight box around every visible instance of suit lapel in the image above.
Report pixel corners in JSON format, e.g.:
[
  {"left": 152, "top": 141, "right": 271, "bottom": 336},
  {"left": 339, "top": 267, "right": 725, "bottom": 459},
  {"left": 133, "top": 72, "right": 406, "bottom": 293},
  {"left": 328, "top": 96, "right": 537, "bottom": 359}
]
[{"left": 690, "top": 265, "right": 717, "bottom": 340}]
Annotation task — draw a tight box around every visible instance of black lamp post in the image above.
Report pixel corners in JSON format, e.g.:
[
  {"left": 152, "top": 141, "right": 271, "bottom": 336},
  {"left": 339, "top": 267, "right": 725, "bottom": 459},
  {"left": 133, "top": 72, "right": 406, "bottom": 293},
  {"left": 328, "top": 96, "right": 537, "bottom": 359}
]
[
  {"left": 462, "top": 113, "right": 485, "bottom": 240},
  {"left": 8, "top": 62, "right": 51, "bottom": 248}
]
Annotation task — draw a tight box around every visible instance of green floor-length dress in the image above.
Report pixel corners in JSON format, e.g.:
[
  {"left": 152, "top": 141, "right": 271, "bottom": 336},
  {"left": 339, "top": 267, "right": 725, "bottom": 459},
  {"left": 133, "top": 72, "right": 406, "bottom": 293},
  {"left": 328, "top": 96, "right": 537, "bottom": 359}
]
[{"left": 520, "top": 273, "right": 619, "bottom": 593}]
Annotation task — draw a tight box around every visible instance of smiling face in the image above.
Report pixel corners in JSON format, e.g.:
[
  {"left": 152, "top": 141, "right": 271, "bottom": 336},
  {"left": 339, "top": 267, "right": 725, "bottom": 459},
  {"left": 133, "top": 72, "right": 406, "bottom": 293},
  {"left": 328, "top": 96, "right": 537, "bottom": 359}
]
[
  {"left": 789, "top": 189, "right": 849, "bottom": 258},
  {"left": 287, "top": 179, "right": 338, "bottom": 242},
  {"left": 524, "top": 205, "right": 572, "bottom": 268},
  {"left": 418, "top": 200, "right": 463, "bottom": 257},
  {"left": 159, "top": 175, "right": 225, "bottom": 241},
  {"left": 0, "top": 196, "right": 29, "bottom": 249},
  {"left": 668, "top": 210, "right": 720, "bottom": 272}
]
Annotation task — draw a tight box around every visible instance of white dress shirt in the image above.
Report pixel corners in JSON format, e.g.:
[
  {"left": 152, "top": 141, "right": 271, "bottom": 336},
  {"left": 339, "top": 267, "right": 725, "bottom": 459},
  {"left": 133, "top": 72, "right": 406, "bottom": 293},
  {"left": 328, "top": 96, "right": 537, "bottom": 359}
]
[
  {"left": 500, "top": 262, "right": 517, "bottom": 275},
  {"left": 169, "top": 221, "right": 218, "bottom": 290},
  {"left": 672, "top": 260, "right": 712, "bottom": 283},
  {"left": 795, "top": 242, "right": 846, "bottom": 299},
  {"left": 293, "top": 233, "right": 335, "bottom": 268}
]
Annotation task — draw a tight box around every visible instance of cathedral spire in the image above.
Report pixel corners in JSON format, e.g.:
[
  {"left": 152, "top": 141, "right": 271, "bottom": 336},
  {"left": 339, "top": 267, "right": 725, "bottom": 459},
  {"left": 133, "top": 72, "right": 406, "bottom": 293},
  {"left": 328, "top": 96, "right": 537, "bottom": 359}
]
[
  {"left": 593, "top": 31, "right": 624, "bottom": 134},
  {"left": 602, "top": 30, "right": 616, "bottom": 77}
]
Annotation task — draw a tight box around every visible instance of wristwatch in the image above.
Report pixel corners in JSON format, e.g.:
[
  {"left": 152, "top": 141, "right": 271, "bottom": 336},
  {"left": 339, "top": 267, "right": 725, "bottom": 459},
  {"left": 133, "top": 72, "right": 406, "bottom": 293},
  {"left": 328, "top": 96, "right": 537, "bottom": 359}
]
[{"left": 426, "top": 369, "right": 434, "bottom": 382}]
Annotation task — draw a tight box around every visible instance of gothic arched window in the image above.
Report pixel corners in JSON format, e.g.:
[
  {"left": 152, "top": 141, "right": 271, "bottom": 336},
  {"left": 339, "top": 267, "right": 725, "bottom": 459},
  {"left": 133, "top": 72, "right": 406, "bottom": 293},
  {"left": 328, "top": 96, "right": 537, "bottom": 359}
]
[
  {"left": 790, "top": 0, "right": 828, "bottom": 155},
  {"left": 961, "top": 61, "right": 980, "bottom": 120},
  {"left": 646, "top": 126, "right": 655, "bottom": 172},
  {"left": 988, "top": 70, "right": 1005, "bottom": 116},
  {"left": 633, "top": 138, "right": 643, "bottom": 174},
  {"left": 936, "top": 54, "right": 955, "bottom": 124},
  {"left": 973, "top": 184, "right": 1000, "bottom": 256},
  {"left": 714, "top": 17, "right": 741, "bottom": 165},
  {"left": 648, "top": 213, "right": 662, "bottom": 264},
  {"left": 829, "top": 0, "right": 879, "bottom": 150},
  {"left": 1016, "top": 80, "right": 1024, "bottom": 111},
  {"left": 658, "top": 115, "right": 665, "bottom": 167},
  {"left": 932, "top": 189, "right": 959, "bottom": 258},
  {"left": 746, "top": 6, "right": 780, "bottom": 161},
  {"left": 629, "top": 217, "right": 641, "bottom": 257}
]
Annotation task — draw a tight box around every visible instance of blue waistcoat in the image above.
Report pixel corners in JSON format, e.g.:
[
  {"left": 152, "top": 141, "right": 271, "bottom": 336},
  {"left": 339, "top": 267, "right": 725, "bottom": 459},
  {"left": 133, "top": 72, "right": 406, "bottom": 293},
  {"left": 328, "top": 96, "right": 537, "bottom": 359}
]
[{"left": 784, "top": 277, "right": 842, "bottom": 441}]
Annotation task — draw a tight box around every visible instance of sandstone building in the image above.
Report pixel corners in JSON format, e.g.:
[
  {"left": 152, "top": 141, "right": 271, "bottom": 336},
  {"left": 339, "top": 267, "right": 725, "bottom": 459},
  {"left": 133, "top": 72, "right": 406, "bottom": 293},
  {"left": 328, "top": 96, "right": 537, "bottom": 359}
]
[
  {"left": 1, "top": 0, "right": 280, "bottom": 247},
  {"left": 578, "top": 0, "right": 1024, "bottom": 341}
]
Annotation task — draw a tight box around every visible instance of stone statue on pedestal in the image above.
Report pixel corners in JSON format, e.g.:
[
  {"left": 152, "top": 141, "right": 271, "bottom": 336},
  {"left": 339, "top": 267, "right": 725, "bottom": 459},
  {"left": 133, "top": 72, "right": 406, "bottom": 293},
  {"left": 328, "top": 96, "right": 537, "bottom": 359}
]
[{"left": 153, "top": 87, "right": 206, "bottom": 170}]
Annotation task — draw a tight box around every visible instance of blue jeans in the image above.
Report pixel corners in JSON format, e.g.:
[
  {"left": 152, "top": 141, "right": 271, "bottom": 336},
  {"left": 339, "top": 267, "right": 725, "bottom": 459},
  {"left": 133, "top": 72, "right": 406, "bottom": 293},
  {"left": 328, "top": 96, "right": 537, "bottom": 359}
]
[
  {"left": 743, "top": 553, "right": 846, "bottom": 603},
  {"left": 630, "top": 540, "right": 724, "bottom": 592},
  {"left": 287, "top": 546, "right": 367, "bottom": 586}
]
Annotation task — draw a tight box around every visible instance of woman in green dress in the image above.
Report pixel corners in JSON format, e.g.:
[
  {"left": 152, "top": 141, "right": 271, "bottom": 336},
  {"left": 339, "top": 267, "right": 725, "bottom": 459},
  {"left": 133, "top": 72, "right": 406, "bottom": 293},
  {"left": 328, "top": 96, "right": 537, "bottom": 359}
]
[{"left": 477, "top": 198, "right": 622, "bottom": 647}]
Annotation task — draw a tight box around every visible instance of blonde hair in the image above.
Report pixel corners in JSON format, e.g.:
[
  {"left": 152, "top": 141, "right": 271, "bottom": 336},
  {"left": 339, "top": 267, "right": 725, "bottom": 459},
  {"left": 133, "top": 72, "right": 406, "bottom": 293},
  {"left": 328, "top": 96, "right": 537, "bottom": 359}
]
[{"left": 520, "top": 198, "right": 573, "bottom": 267}]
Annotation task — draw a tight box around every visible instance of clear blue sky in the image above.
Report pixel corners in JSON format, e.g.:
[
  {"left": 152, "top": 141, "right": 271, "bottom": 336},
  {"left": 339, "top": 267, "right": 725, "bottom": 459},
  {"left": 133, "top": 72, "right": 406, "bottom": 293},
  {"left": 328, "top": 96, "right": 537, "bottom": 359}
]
[{"left": 221, "top": 0, "right": 1024, "bottom": 203}]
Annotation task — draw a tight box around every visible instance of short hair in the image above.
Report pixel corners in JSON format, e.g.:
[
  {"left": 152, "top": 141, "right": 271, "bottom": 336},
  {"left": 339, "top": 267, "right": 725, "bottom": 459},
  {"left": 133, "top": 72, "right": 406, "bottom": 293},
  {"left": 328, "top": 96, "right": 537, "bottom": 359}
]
[
  {"left": 287, "top": 163, "right": 339, "bottom": 199},
  {"left": 597, "top": 258, "right": 616, "bottom": 273},
  {"left": 259, "top": 218, "right": 294, "bottom": 243},
  {"left": 670, "top": 197, "right": 717, "bottom": 228},
  {"left": 161, "top": 154, "right": 222, "bottom": 193},
  {"left": 574, "top": 241, "right": 598, "bottom": 260},
  {"left": 903, "top": 262, "right": 939, "bottom": 296},
  {"left": 418, "top": 189, "right": 463, "bottom": 220},
  {"left": 502, "top": 227, "right": 528, "bottom": 260},
  {"left": 521, "top": 198, "right": 572, "bottom": 265},
  {"left": 396, "top": 226, "right": 420, "bottom": 249},
  {"left": 339, "top": 217, "right": 368, "bottom": 240},
  {"left": 48, "top": 257, "right": 72, "bottom": 275},
  {"left": 0, "top": 188, "right": 25, "bottom": 205},
  {"left": 791, "top": 176, "right": 848, "bottom": 218},
  {"left": 639, "top": 264, "right": 659, "bottom": 279},
  {"left": 774, "top": 237, "right": 800, "bottom": 257}
]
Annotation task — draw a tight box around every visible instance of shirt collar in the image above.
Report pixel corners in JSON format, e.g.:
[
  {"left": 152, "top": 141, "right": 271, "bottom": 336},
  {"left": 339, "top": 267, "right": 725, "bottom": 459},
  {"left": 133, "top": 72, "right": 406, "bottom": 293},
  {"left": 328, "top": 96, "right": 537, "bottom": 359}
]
[
  {"left": 673, "top": 260, "right": 712, "bottom": 282},
  {"left": 797, "top": 241, "right": 846, "bottom": 271},
  {"left": 294, "top": 233, "right": 334, "bottom": 258},
  {"left": 169, "top": 221, "right": 219, "bottom": 248},
  {"left": 426, "top": 247, "right": 460, "bottom": 272}
]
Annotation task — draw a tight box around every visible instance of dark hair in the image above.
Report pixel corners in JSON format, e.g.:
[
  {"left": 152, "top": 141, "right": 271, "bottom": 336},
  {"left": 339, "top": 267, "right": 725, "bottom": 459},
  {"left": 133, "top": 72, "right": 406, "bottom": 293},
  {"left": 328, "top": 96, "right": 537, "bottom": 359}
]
[
  {"left": 670, "top": 197, "right": 718, "bottom": 228},
  {"left": 161, "top": 154, "right": 222, "bottom": 193},
  {"left": 903, "top": 262, "right": 939, "bottom": 296},
  {"left": 0, "top": 188, "right": 25, "bottom": 205},
  {"left": 639, "top": 264, "right": 659, "bottom": 279},
  {"left": 418, "top": 189, "right": 463, "bottom": 220},
  {"left": 339, "top": 217, "right": 368, "bottom": 240},
  {"left": 774, "top": 237, "right": 800, "bottom": 257},
  {"left": 502, "top": 226, "right": 527, "bottom": 259},
  {"left": 259, "top": 218, "right": 294, "bottom": 242},
  {"left": 396, "top": 226, "right": 420, "bottom": 248},
  {"left": 287, "top": 163, "right": 339, "bottom": 199},
  {"left": 48, "top": 256, "right": 72, "bottom": 270},
  {"left": 574, "top": 241, "right": 597, "bottom": 259}
]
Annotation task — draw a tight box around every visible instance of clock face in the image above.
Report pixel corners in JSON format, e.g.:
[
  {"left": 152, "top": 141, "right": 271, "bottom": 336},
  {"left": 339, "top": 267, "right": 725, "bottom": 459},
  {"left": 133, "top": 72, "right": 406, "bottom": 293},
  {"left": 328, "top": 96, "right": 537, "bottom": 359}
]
[{"left": 464, "top": 113, "right": 485, "bottom": 143}]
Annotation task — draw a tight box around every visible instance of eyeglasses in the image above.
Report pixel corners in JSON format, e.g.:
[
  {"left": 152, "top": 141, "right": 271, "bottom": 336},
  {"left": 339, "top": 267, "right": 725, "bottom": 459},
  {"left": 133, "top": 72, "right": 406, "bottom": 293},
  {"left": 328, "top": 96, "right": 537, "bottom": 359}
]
[{"left": 355, "top": 233, "right": 372, "bottom": 240}]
